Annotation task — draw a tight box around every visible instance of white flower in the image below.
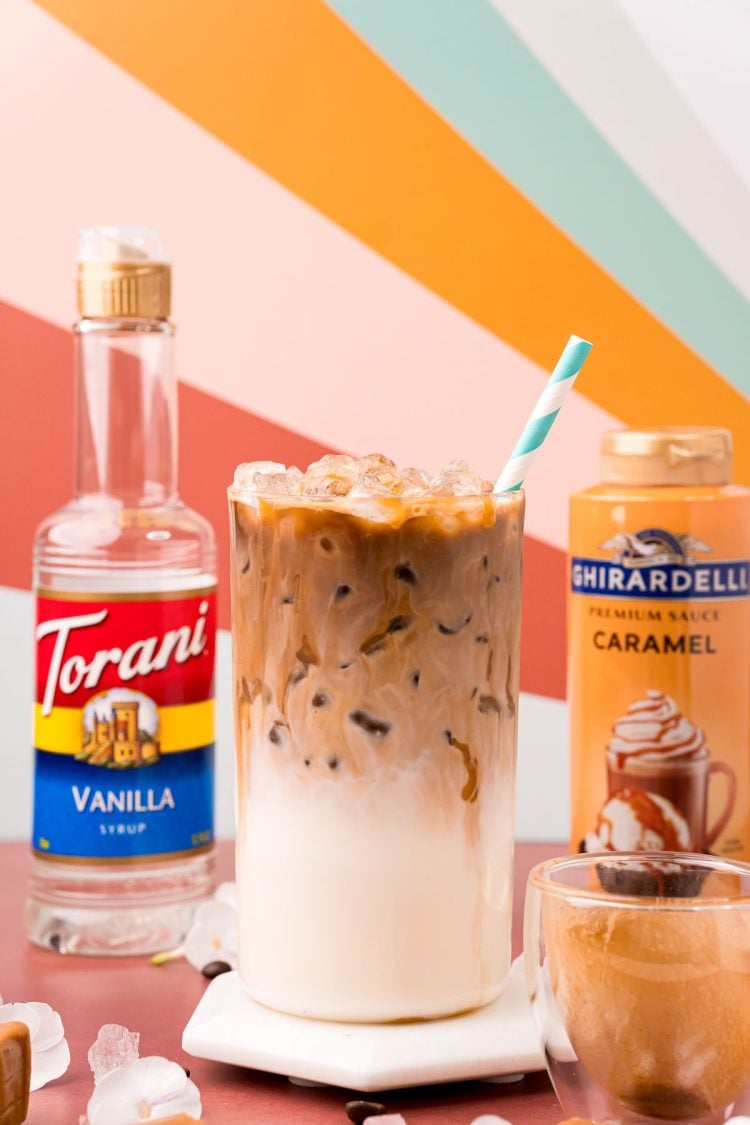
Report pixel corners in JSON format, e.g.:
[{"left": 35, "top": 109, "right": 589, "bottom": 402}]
[
  {"left": 0, "top": 1001, "right": 70, "bottom": 1090},
  {"left": 184, "top": 891, "right": 237, "bottom": 973},
  {"left": 214, "top": 881, "right": 236, "bottom": 909},
  {"left": 86, "top": 1056, "right": 201, "bottom": 1125},
  {"left": 152, "top": 882, "right": 238, "bottom": 974}
]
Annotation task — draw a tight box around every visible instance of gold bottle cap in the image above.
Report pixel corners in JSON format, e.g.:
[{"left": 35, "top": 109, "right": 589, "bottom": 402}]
[
  {"left": 601, "top": 427, "right": 732, "bottom": 486},
  {"left": 77, "top": 226, "right": 171, "bottom": 319}
]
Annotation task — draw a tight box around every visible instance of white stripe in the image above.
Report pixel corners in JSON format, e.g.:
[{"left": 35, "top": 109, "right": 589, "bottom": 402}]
[
  {"left": 1, "top": 587, "right": 568, "bottom": 843},
  {"left": 619, "top": 0, "right": 750, "bottom": 194},
  {"left": 530, "top": 377, "right": 577, "bottom": 420},
  {"left": 497, "top": 450, "right": 536, "bottom": 486},
  {"left": 493, "top": 0, "right": 750, "bottom": 302}
]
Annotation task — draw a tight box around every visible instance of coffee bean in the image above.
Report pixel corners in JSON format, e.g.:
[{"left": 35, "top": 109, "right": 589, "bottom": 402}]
[
  {"left": 345, "top": 1100, "right": 387, "bottom": 1123},
  {"left": 387, "top": 615, "right": 411, "bottom": 634},
  {"left": 436, "top": 611, "right": 472, "bottom": 635},
  {"left": 360, "top": 615, "right": 413, "bottom": 655},
  {"left": 202, "top": 960, "right": 232, "bottom": 979},
  {"left": 296, "top": 637, "right": 319, "bottom": 667},
  {"left": 394, "top": 562, "right": 418, "bottom": 585},
  {"left": 349, "top": 710, "right": 392, "bottom": 738},
  {"left": 287, "top": 667, "right": 307, "bottom": 689},
  {"left": 478, "top": 694, "right": 502, "bottom": 715},
  {"left": 242, "top": 676, "right": 261, "bottom": 702}
]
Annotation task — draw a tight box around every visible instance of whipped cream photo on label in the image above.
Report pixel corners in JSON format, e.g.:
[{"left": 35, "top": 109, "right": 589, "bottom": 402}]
[{"left": 583, "top": 690, "right": 736, "bottom": 854}]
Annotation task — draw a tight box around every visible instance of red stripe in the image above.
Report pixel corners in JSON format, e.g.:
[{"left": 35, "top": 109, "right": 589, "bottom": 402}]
[{"left": 0, "top": 299, "right": 566, "bottom": 699}]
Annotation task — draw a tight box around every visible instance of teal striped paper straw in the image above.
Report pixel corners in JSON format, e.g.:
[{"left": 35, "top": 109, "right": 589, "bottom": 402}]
[{"left": 493, "top": 334, "right": 593, "bottom": 493}]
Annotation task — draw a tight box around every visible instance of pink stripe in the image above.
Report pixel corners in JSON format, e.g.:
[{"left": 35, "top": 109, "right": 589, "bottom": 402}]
[
  {"left": 0, "top": 0, "right": 619, "bottom": 551},
  {"left": 0, "top": 297, "right": 567, "bottom": 700}
]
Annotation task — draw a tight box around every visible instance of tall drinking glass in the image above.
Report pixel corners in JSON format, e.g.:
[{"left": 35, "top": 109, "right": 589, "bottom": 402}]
[{"left": 229, "top": 476, "right": 524, "bottom": 1021}]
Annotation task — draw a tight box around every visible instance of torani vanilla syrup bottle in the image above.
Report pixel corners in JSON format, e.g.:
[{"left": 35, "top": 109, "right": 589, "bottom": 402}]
[
  {"left": 569, "top": 428, "right": 750, "bottom": 860},
  {"left": 26, "top": 227, "right": 216, "bottom": 955}
]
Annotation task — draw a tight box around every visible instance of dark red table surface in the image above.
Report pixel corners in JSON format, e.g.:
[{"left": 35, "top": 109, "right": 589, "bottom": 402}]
[{"left": 0, "top": 841, "right": 566, "bottom": 1125}]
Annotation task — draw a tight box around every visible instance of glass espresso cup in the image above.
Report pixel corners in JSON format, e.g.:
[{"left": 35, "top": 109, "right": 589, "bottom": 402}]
[
  {"left": 525, "top": 852, "right": 750, "bottom": 1124},
  {"left": 229, "top": 478, "right": 524, "bottom": 1022}
]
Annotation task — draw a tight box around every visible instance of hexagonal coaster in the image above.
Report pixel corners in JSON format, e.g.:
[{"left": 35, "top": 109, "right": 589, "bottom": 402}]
[{"left": 182, "top": 957, "right": 543, "bottom": 1092}]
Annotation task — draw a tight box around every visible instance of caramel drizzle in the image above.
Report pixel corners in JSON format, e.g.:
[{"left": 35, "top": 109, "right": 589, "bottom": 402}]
[{"left": 445, "top": 730, "right": 479, "bottom": 803}]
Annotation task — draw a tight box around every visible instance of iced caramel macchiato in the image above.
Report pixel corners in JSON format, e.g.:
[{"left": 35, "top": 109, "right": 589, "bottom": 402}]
[{"left": 229, "top": 455, "right": 524, "bottom": 1021}]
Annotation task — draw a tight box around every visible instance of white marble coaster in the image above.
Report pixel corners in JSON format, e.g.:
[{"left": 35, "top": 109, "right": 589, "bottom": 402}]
[{"left": 182, "top": 956, "right": 544, "bottom": 1092}]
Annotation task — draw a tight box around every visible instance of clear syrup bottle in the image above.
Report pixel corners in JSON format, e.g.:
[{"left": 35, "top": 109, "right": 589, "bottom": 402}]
[{"left": 26, "top": 227, "right": 216, "bottom": 955}]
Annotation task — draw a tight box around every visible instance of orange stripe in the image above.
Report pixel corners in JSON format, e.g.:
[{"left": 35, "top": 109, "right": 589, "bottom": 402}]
[
  {"left": 0, "top": 298, "right": 566, "bottom": 699},
  {"left": 34, "top": 0, "right": 750, "bottom": 481}
]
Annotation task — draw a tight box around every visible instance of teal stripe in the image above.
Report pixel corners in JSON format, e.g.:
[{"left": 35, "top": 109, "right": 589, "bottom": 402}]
[
  {"left": 325, "top": 0, "right": 750, "bottom": 396},
  {"left": 511, "top": 409, "right": 559, "bottom": 457},
  {"left": 550, "top": 337, "right": 592, "bottom": 383}
]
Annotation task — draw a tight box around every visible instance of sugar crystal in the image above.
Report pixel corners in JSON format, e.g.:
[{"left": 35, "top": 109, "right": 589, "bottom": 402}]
[{"left": 87, "top": 1023, "right": 140, "bottom": 1084}]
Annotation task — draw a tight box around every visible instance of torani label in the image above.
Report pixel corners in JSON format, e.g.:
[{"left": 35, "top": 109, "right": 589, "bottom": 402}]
[{"left": 33, "top": 589, "right": 216, "bottom": 863}]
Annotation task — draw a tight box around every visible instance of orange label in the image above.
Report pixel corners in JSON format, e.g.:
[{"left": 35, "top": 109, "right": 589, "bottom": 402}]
[{"left": 569, "top": 485, "right": 750, "bottom": 860}]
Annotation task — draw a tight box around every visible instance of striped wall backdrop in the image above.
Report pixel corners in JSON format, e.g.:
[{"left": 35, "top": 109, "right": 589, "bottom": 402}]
[{"left": 2, "top": 0, "right": 749, "bottom": 840}]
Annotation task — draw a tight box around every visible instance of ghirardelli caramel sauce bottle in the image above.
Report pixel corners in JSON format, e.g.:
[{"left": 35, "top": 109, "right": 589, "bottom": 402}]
[{"left": 569, "top": 428, "right": 750, "bottom": 859}]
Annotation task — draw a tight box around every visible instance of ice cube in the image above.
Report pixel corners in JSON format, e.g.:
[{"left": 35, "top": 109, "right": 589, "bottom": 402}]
[
  {"left": 350, "top": 453, "right": 403, "bottom": 496},
  {"left": 234, "top": 462, "right": 304, "bottom": 495},
  {"left": 427, "top": 459, "right": 487, "bottom": 496},
  {"left": 233, "top": 461, "right": 288, "bottom": 493},
  {"left": 397, "top": 466, "right": 431, "bottom": 496},
  {"left": 357, "top": 453, "right": 397, "bottom": 474},
  {"left": 282, "top": 466, "right": 305, "bottom": 495},
  {"left": 303, "top": 454, "right": 359, "bottom": 497},
  {"left": 87, "top": 1023, "right": 140, "bottom": 1084},
  {"left": 349, "top": 473, "right": 397, "bottom": 497}
]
